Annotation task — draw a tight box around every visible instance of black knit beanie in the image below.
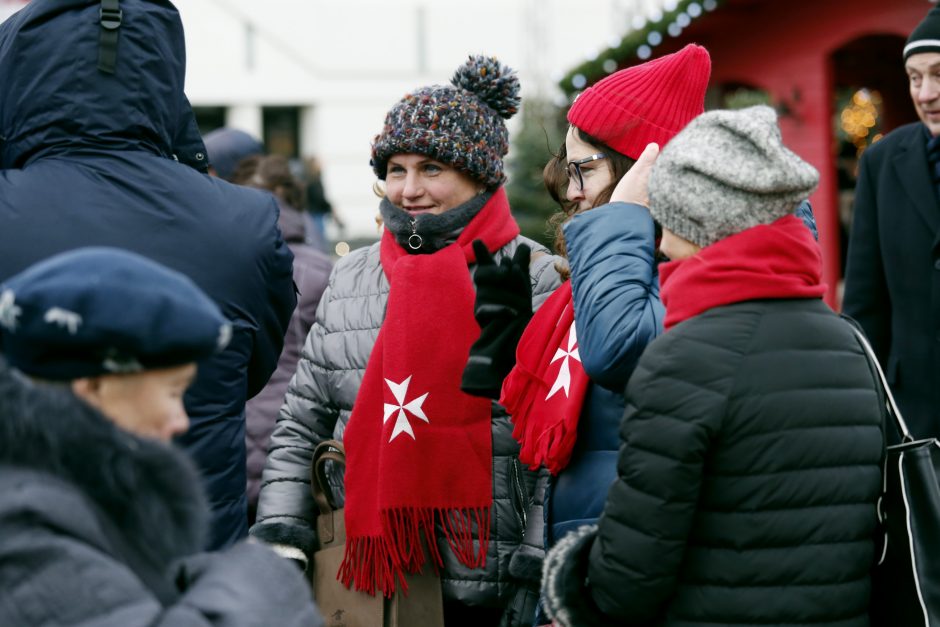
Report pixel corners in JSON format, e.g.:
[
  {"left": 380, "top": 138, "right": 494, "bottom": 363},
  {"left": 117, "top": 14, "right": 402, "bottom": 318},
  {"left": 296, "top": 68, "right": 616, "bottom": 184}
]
[
  {"left": 371, "top": 55, "right": 521, "bottom": 188},
  {"left": 905, "top": 5, "right": 940, "bottom": 61}
]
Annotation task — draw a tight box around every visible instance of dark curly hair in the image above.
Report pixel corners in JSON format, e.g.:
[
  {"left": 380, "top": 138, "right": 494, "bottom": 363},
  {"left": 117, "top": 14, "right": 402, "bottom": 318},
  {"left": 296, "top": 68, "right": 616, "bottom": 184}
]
[
  {"left": 231, "top": 154, "right": 306, "bottom": 212},
  {"left": 544, "top": 127, "right": 636, "bottom": 279}
]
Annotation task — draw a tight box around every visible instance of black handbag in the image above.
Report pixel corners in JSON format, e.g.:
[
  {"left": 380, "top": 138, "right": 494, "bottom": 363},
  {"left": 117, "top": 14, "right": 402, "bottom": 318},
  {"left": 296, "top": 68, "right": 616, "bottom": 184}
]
[{"left": 853, "top": 327, "right": 940, "bottom": 626}]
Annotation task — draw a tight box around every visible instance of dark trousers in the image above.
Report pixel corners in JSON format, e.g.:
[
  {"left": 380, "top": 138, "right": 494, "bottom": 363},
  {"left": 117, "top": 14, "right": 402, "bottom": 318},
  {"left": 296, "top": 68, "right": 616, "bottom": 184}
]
[{"left": 443, "top": 600, "right": 503, "bottom": 627}]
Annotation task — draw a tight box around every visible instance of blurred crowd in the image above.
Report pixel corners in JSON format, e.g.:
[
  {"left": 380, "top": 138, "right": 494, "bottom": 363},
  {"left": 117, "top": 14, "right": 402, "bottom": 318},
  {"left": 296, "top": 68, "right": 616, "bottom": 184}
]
[{"left": 1, "top": 1, "right": 938, "bottom": 626}]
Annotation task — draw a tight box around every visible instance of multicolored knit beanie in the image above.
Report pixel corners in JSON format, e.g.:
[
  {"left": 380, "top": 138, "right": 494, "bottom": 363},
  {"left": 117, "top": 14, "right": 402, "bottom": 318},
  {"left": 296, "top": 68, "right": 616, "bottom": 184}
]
[{"left": 371, "top": 55, "right": 521, "bottom": 188}]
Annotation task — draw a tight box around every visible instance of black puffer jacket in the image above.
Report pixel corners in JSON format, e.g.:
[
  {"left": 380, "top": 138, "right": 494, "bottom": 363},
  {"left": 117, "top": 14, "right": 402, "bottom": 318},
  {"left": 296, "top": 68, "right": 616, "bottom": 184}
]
[
  {"left": 544, "top": 298, "right": 884, "bottom": 627},
  {"left": 0, "top": 365, "right": 322, "bottom": 627}
]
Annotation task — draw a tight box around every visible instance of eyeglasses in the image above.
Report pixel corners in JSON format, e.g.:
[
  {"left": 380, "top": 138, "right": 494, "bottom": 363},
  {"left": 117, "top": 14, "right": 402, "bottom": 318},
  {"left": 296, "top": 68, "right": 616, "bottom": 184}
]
[{"left": 566, "top": 153, "right": 607, "bottom": 191}]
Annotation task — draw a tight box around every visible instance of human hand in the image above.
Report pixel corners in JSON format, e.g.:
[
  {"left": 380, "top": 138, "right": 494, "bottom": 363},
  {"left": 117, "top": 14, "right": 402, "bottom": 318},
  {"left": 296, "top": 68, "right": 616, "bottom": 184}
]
[
  {"left": 462, "top": 240, "right": 533, "bottom": 399},
  {"left": 470, "top": 239, "right": 532, "bottom": 325},
  {"left": 610, "top": 142, "right": 659, "bottom": 207}
]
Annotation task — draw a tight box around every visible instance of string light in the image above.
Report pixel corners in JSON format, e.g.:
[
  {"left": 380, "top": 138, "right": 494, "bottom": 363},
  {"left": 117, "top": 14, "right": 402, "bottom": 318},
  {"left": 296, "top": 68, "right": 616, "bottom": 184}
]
[
  {"left": 563, "top": 0, "right": 726, "bottom": 94},
  {"left": 840, "top": 89, "right": 882, "bottom": 147}
]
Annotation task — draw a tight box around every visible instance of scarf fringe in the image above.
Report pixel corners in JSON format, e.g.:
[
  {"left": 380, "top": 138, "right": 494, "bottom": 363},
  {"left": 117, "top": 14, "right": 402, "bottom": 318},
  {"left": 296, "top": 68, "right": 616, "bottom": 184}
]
[
  {"left": 382, "top": 507, "right": 442, "bottom": 572},
  {"left": 338, "top": 535, "right": 404, "bottom": 598},
  {"left": 532, "top": 414, "right": 578, "bottom": 475},
  {"left": 340, "top": 506, "right": 492, "bottom": 597},
  {"left": 503, "top": 370, "right": 541, "bottom": 470},
  {"left": 439, "top": 506, "right": 491, "bottom": 569}
]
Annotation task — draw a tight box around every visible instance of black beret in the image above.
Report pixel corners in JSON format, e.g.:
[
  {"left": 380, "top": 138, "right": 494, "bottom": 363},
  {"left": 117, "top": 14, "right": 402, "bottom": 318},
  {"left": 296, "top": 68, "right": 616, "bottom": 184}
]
[
  {"left": 905, "top": 6, "right": 940, "bottom": 61},
  {"left": 0, "top": 248, "right": 231, "bottom": 380}
]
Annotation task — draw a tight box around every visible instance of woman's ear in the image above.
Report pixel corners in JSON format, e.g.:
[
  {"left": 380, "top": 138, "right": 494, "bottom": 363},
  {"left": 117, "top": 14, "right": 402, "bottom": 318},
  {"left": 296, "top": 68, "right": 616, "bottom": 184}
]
[{"left": 71, "top": 376, "right": 104, "bottom": 410}]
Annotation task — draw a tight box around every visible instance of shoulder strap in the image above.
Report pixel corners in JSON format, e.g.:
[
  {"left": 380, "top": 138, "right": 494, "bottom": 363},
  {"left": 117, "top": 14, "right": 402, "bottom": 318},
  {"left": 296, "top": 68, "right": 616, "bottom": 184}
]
[
  {"left": 98, "top": 0, "right": 122, "bottom": 74},
  {"left": 847, "top": 321, "right": 912, "bottom": 442}
]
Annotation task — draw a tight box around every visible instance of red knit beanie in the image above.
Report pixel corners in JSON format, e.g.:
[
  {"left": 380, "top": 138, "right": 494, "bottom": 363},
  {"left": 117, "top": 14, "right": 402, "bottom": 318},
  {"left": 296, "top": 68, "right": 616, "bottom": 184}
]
[{"left": 567, "top": 44, "right": 711, "bottom": 159}]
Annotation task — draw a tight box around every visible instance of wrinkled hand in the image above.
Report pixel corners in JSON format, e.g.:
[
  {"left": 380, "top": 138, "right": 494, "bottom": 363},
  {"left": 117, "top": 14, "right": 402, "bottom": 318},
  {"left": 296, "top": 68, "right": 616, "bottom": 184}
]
[
  {"left": 610, "top": 142, "right": 659, "bottom": 207},
  {"left": 461, "top": 240, "right": 534, "bottom": 399}
]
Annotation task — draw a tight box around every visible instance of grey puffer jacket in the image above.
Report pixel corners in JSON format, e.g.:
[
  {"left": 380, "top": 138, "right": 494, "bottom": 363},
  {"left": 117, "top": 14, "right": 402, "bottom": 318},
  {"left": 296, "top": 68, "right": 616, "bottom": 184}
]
[{"left": 254, "top": 234, "right": 562, "bottom": 607}]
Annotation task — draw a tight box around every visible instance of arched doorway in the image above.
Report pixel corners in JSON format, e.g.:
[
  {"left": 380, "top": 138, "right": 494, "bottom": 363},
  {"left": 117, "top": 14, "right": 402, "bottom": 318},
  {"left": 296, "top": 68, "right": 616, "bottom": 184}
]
[{"left": 829, "top": 34, "right": 918, "bottom": 299}]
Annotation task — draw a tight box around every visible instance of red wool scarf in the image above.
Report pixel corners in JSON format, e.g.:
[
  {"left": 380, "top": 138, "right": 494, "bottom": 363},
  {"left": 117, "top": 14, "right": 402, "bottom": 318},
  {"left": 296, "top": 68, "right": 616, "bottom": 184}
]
[
  {"left": 659, "top": 214, "right": 827, "bottom": 329},
  {"left": 339, "top": 188, "right": 520, "bottom": 597},
  {"left": 500, "top": 280, "right": 590, "bottom": 476}
]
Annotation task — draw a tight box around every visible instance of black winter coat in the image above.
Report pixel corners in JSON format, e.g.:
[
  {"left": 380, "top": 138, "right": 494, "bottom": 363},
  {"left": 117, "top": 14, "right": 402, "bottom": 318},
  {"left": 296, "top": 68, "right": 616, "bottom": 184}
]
[
  {"left": 0, "top": 0, "right": 296, "bottom": 548},
  {"left": 544, "top": 298, "right": 884, "bottom": 627},
  {"left": 843, "top": 122, "right": 940, "bottom": 440},
  {"left": 0, "top": 365, "right": 322, "bottom": 627}
]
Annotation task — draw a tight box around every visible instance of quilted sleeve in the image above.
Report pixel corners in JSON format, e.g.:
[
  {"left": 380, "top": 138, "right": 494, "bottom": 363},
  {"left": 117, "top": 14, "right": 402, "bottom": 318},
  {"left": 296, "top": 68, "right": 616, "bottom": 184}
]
[
  {"left": 563, "top": 202, "right": 664, "bottom": 391},
  {"left": 252, "top": 278, "right": 341, "bottom": 549}
]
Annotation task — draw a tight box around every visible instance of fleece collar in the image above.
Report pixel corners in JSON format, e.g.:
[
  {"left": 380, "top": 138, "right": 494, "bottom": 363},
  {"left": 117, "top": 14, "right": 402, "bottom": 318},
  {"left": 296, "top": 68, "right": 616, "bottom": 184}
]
[{"left": 0, "top": 365, "right": 207, "bottom": 568}]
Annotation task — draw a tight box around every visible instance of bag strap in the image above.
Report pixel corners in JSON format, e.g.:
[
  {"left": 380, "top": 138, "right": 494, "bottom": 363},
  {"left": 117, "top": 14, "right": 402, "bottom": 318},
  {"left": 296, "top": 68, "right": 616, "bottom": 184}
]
[
  {"left": 848, "top": 324, "right": 913, "bottom": 442},
  {"left": 310, "top": 440, "right": 345, "bottom": 516},
  {"left": 98, "top": 0, "right": 122, "bottom": 74}
]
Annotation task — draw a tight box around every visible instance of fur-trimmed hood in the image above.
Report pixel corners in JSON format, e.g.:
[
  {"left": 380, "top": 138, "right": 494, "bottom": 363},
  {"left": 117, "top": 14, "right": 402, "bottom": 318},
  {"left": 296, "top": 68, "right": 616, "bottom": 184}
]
[{"left": 0, "top": 362, "right": 207, "bottom": 570}]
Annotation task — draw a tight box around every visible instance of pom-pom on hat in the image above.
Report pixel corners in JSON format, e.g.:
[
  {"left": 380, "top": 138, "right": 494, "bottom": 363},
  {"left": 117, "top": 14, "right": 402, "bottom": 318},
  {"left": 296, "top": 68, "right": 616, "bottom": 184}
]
[
  {"left": 0, "top": 248, "right": 231, "bottom": 381},
  {"left": 371, "top": 54, "right": 521, "bottom": 188},
  {"left": 904, "top": 5, "right": 940, "bottom": 61},
  {"left": 648, "top": 105, "right": 820, "bottom": 249},
  {"left": 567, "top": 44, "right": 711, "bottom": 160}
]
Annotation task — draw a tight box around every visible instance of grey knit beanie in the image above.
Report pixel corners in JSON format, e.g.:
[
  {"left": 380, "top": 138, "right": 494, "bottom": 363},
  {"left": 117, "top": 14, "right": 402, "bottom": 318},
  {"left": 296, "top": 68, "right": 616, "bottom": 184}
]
[
  {"left": 648, "top": 105, "right": 819, "bottom": 248},
  {"left": 370, "top": 55, "right": 520, "bottom": 188}
]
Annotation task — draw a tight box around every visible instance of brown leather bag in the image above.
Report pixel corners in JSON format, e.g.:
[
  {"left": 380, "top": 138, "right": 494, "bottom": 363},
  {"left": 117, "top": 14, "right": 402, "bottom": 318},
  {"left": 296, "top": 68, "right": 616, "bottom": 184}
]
[{"left": 309, "top": 440, "right": 444, "bottom": 627}]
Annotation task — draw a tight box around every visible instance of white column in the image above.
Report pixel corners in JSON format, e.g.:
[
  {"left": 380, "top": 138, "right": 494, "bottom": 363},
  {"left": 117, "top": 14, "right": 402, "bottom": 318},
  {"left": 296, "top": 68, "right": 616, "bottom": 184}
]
[
  {"left": 225, "top": 105, "right": 263, "bottom": 140},
  {"left": 299, "top": 105, "right": 318, "bottom": 159}
]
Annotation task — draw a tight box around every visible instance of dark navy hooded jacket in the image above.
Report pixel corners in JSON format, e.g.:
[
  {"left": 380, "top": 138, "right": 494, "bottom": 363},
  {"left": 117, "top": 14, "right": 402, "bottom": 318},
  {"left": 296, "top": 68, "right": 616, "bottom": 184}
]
[{"left": 0, "top": 0, "right": 297, "bottom": 549}]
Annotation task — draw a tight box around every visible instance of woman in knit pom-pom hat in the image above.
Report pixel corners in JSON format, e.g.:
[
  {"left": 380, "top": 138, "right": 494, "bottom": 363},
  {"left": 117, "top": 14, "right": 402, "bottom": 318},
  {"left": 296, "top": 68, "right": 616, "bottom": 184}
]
[
  {"left": 540, "top": 106, "right": 883, "bottom": 627},
  {"left": 251, "top": 54, "right": 562, "bottom": 626}
]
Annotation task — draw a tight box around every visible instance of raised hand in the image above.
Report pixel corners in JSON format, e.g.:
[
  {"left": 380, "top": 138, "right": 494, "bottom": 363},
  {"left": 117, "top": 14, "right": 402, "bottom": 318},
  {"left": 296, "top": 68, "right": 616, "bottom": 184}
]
[
  {"left": 610, "top": 142, "right": 659, "bottom": 207},
  {"left": 462, "top": 240, "right": 534, "bottom": 399}
]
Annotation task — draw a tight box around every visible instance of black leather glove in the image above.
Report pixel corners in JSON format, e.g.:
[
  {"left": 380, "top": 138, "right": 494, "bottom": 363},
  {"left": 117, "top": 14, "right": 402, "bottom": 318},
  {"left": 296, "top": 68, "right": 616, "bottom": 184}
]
[{"left": 461, "top": 239, "right": 533, "bottom": 399}]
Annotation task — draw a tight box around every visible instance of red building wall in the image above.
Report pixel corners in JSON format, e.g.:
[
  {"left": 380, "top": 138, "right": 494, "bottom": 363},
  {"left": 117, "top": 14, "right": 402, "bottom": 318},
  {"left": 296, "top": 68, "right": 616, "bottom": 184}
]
[
  {"left": 654, "top": 0, "right": 916, "bottom": 307},
  {"left": 698, "top": 0, "right": 927, "bottom": 306}
]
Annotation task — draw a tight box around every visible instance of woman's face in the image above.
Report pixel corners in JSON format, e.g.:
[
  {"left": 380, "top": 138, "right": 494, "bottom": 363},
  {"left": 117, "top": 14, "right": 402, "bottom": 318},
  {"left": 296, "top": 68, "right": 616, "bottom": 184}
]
[
  {"left": 72, "top": 363, "right": 197, "bottom": 442},
  {"left": 660, "top": 227, "right": 701, "bottom": 261},
  {"left": 565, "top": 126, "right": 614, "bottom": 213},
  {"left": 385, "top": 154, "right": 482, "bottom": 215}
]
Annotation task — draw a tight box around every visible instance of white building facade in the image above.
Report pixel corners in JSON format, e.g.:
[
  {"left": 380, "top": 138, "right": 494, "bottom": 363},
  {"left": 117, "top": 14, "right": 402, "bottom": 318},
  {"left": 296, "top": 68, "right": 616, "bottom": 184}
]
[{"left": 2, "top": 0, "right": 670, "bottom": 242}]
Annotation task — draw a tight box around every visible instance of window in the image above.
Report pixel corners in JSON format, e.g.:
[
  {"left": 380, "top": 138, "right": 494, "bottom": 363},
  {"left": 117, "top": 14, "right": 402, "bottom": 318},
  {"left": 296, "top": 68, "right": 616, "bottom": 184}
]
[
  {"left": 263, "top": 107, "right": 300, "bottom": 158},
  {"left": 192, "top": 107, "right": 226, "bottom": 136}
]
